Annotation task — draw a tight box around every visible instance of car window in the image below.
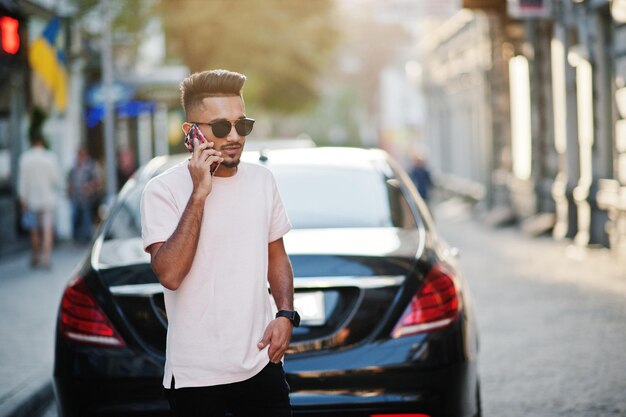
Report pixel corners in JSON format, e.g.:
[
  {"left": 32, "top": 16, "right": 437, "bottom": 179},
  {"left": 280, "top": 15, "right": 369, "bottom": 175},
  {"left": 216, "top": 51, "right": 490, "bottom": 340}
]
[
  {"left": 270, "top": 165, "right": 417, "bottom": 229},
  {"left": 104, "top": 182, "right": 143, "bottom": 240},
  {"left": 386, "top": 179, "right": 417, "bottom": 229},
  {"left": 103, "top": 163, "right": 418, "bottom": 241}
]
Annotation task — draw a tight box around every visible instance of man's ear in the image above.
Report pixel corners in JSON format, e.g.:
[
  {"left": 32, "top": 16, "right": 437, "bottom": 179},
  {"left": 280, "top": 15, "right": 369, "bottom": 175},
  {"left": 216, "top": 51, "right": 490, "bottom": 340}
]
[{"left": 181, "top": 122, "right": 192, "bottom": 135}]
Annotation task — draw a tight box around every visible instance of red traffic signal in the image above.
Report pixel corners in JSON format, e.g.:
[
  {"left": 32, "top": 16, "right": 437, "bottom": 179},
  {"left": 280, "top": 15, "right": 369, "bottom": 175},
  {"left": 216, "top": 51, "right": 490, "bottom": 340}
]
[{"left": 0, "top": 16, "right": 20, "bottom": 55}]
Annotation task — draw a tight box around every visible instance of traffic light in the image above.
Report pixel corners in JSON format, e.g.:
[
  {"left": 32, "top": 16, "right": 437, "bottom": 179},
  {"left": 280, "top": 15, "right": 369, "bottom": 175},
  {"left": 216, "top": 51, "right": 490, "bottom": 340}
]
[{"left": 0, "top": 15, "right": 20, "bottom": 55}]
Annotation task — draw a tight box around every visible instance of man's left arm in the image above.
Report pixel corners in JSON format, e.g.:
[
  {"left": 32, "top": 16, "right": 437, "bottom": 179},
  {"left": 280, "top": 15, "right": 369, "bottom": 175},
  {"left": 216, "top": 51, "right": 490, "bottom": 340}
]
[{"left": 257, "top": 237, "right": 295, "bottom": 363}]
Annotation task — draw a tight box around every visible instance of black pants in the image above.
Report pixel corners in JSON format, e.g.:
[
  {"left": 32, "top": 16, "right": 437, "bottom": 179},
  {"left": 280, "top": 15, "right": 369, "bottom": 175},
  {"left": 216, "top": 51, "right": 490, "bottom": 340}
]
[{"left": 164, "top": 362, "right": 292, "bottom": 417}]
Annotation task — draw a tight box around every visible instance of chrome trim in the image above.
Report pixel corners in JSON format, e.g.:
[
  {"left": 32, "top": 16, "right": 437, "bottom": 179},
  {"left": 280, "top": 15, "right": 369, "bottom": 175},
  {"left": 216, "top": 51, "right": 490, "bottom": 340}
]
[
  {"left": 110, "top": 283, "right": 163, "bottom": 296},
  {"left": 293, "top": 275, "right": 405, "bottom": 289},
  {"left": 109, "top": 275, "right": 406, "bottom": 297}
]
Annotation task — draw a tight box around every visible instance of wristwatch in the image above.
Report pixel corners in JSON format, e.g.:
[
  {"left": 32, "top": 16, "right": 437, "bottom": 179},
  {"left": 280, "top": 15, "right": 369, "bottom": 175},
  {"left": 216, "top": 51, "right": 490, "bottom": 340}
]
[{"left": 276, "top": 310, "right": 301, "bottom": 327}]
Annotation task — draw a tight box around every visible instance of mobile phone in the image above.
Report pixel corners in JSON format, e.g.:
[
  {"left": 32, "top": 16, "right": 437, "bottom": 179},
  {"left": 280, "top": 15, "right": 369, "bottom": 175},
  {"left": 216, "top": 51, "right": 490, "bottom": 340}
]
[{"left": 184, "top": 124, "right": 220, "bottom": 174}]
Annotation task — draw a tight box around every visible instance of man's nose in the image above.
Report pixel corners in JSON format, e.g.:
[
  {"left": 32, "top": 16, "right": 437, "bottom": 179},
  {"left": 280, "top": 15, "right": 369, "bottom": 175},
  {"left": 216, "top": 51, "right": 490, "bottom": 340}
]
[{"left": 226, "top": 123, "right": 239, "bottom": 141}]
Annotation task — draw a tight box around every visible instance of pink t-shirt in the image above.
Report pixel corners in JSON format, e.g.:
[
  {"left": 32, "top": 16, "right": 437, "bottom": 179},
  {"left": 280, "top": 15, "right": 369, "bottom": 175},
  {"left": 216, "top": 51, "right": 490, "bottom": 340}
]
[{"left": 141, "top": 160, "right": 291, "bottom": 388}]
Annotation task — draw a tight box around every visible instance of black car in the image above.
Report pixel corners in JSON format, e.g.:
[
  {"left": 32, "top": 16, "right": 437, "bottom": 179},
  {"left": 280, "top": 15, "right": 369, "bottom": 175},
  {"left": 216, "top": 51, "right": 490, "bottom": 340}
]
[{"left": 54, "top": 147, "right": 480, "bottom": 417}]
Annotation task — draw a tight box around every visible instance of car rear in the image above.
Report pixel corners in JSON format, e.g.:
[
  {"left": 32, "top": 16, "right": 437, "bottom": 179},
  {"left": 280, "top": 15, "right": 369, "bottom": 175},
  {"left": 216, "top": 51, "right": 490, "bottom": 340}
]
[{"left": 54, "top": 148, "right": 479, "bottom": 417}]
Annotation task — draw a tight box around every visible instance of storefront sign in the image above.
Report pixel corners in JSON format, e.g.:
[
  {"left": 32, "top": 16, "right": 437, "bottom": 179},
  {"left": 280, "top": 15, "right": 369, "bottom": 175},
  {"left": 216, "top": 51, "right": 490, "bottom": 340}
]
[{"left": 508, "top": 0, "right": 552, "bottom": 19}]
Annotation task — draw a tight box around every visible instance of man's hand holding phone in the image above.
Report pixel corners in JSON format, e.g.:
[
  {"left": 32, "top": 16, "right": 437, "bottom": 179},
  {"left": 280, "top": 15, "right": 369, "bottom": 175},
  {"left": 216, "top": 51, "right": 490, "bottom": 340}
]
[
  {"left": 185, "top": 123, "right": 221, "bottom": 173},
  {"left": 188, "top": 138, "right": 223, "bottom": 200}
]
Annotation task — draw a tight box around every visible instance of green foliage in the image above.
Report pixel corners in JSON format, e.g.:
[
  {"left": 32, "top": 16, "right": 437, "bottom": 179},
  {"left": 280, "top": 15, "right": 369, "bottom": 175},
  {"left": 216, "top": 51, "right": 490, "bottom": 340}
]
[
  {"left": 113, "top": 0, "right": 159, "bottom": 50},
  {"left": 157, "top": 0, "right": 338, "bottom": 113},
  {"left": 75, "top": 0, "right": 158, "bottom": 53}
]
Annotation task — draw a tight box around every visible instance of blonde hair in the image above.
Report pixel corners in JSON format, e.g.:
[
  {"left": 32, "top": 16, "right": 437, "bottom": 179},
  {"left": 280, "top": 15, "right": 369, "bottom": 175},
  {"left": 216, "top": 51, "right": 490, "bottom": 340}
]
[{"left": 180, "top": 69, "right": 246, "bottom": 117}]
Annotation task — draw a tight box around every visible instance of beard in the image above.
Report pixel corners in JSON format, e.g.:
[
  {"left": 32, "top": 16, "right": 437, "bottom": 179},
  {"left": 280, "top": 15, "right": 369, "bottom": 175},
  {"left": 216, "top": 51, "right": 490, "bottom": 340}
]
[{"left": 220, "top": 157, "right": 240, "bottom": 168}]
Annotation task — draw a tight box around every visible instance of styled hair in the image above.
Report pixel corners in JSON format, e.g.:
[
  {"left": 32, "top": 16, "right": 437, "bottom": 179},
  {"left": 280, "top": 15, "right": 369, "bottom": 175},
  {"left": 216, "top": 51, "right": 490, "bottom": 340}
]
[{"left": 180, "top": 69, "right": 246, "bottom": 117}]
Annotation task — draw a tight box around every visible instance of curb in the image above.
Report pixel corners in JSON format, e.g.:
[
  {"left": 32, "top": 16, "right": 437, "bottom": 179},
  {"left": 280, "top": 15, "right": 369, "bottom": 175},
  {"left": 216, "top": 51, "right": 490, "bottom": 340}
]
[{"left": 0, "top": 376, "right": 54, "bottom": 417}]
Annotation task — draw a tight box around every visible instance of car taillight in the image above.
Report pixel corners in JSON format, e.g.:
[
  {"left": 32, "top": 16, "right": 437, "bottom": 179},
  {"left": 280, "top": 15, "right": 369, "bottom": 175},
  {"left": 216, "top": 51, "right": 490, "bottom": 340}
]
[
  {"left": 392, "top": 264, "right": 461, "bottom": 338},
  {"left": 59, "top": 276, "right": 126, "bottom": 347}
]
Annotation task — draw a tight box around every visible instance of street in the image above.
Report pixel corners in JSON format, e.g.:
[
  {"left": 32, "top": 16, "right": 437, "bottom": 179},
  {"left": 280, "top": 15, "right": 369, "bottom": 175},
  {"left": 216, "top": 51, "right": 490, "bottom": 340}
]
[
  {"left": 5, "top": 201, "right": 626, "bottom": 417},
  {"left": 436, "top": 200, "right": 626, "bottom": 417},
  {"left": 3, "top": 0, "right": 625, "bottom": 415}
]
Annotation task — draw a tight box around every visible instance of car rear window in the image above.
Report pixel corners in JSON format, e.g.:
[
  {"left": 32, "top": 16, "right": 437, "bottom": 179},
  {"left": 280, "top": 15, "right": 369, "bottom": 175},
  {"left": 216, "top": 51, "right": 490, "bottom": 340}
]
[
  {"left": 270, "top": 165, "right": 413, "bottom": 229},
  {"left": 104, "top": 162, "right": 417, "bottom": 242}
]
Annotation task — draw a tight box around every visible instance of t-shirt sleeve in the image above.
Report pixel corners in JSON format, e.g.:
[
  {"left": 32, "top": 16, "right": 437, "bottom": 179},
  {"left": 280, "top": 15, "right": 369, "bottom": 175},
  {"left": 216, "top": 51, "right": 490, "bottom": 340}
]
[
  {"left": 268, "top": 175, "right": 292, "bottom": 243},
  {"left": 141, "top": 180, "right": 180, "bottom": 252}
]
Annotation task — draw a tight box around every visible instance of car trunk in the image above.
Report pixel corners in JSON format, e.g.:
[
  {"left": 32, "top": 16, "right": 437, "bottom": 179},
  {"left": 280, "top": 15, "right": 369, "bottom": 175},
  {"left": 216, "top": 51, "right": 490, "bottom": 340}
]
[{"left": 96, "top": 228, "right": 421, "bottom": 356}]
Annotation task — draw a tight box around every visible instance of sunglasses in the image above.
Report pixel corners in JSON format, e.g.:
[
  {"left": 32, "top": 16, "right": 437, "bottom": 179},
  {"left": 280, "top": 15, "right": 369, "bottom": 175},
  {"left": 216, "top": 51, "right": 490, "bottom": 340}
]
[{"left": 188, "top": 117, "right": 255, "bottom": 139}]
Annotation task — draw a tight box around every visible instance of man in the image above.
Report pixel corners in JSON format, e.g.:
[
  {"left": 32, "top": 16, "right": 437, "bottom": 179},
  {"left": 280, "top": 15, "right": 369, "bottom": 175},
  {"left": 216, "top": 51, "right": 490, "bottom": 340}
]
[
  {"left": 409, "top": 152, "right": 433, "bottom": 205},
  {"left": 18, "top": 134, "right": 62, "bottom": 268},
  {"left": 141, "top": 69, "right": 297, "bottom": 417},
  {"left": 67, "top": 147, "right": 102, "bottom": 242}
]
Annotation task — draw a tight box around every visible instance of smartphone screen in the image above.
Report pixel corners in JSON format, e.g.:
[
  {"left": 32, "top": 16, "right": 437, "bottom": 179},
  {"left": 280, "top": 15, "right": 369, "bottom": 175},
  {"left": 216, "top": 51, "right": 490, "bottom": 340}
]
[{"left": 185, "top": 124, "right": 220, "bottom": 174}]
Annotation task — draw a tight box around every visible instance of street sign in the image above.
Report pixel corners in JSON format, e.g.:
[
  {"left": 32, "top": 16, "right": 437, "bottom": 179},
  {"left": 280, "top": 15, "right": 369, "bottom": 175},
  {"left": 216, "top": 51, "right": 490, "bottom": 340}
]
[{"left": 86, "top": 81, "right": 135, "bottom": 107}]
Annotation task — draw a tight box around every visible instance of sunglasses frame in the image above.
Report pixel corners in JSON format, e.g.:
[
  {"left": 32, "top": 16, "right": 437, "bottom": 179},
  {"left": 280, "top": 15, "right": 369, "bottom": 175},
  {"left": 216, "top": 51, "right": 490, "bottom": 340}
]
[{"left": 187, "top": 117, "right": 255, "bottom": 139}]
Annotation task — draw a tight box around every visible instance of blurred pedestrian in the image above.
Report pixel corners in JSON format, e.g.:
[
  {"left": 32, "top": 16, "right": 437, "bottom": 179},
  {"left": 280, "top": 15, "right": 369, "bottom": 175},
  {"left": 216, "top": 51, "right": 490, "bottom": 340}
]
[
  {"left": 67, "top": 147, "right": 102, "bottom": 242},
  {"left": 116, "top": 146, "right": 136, "bottom": 188},
  {"left": 141, "top": 69, "right": 295, "bottom": 416},
  {"left": 17, "top": 134, "right": 62, "bottom": 268},
  {"left": 409, "top": 152, "right": 434, "bottom": 204}
]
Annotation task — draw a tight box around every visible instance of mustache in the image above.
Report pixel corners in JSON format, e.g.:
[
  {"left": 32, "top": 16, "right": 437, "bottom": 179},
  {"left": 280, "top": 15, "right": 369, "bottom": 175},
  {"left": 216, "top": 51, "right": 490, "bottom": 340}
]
[{"left": 220, "top": 144, "right": 242, "bottom": 150}]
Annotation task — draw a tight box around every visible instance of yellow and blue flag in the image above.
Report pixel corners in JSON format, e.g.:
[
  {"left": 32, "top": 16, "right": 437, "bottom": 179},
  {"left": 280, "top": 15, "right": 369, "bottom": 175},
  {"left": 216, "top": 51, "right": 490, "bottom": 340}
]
[{"left": 28, "top": 17, "right": 68, "bottom": 112}]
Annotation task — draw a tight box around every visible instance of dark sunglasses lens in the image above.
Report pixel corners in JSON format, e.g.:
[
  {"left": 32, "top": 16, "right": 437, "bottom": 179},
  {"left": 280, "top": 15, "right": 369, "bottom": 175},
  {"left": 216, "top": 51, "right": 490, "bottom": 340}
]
[
  {"left": 235, "top": 118, "right": 254, "bottom": 136},
  {"left": 211, "top": 121, "right": 232, "bottom": 138}
]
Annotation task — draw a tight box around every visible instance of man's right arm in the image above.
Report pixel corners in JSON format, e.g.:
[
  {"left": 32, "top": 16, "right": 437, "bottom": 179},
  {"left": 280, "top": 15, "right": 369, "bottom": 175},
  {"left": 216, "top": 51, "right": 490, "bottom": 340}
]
[
  {"left": 145, "top": 138, "right": 222, "bottom": 290},
  {"left": 147, "top": 194, "right": 208, "bottom": 290}
]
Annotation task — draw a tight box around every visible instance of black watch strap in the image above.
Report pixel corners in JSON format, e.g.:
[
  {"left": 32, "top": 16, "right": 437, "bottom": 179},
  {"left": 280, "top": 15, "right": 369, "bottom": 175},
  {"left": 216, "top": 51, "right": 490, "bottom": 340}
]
[{"left": 276, "top": 310, "right": 301, "bottom": 327}]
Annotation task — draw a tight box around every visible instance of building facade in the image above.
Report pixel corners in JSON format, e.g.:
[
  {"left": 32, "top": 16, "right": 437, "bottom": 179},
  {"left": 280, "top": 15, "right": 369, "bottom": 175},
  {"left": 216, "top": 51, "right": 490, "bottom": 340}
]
[
  {"left": 421, "top": 0, "right": 626, "bottom": 257},
  {"left": 0, "top": 0, "right": 178, "bottom": 258}
]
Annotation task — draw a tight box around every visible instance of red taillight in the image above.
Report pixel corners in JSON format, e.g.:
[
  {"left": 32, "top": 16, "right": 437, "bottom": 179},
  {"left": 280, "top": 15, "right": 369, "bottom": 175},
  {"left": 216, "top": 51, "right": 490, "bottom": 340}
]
[
  {"left": 392, "top": 264, "right": 461, "bottom": 338},
  {"left": 59, "top": 277, "right": 126, "bottom": 347}
]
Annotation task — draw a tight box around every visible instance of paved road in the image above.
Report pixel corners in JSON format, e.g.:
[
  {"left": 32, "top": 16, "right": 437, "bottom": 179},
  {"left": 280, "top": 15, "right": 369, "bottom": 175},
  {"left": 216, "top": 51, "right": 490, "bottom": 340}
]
[
  {"left": 0, "top": 241, "right": 89, "bottom": 417},
  {"left": 22, "top": 200, "right": 626, "bottom": 416},
  {"left": 435, "top": 200, "right": 626, "bottom": 417}
]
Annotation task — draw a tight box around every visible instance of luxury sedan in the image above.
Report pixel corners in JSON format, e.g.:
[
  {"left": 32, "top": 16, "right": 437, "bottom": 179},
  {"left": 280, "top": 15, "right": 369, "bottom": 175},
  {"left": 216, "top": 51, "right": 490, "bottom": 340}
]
[{"left": 54, "top": 147, "right": 481, "bottom": 417}]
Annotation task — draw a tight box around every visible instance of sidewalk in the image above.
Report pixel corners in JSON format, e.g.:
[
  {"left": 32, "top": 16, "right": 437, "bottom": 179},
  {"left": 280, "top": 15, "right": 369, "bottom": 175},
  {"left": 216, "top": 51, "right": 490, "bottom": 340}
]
[
  {"left": 434, "top": 198, "right": 626, "bottom": 296},
  {"left": 0, "top": 242, "right": 90, "bottom": 417},
  {"left": 433, "top": 198, "right": 626, "bottom": 416}
]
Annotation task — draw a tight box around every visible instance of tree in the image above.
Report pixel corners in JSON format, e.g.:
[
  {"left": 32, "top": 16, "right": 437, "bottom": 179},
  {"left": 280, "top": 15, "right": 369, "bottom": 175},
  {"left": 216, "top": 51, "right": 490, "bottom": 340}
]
[{"left": 157, "top": 0, "right": 338, "bottom": 113}]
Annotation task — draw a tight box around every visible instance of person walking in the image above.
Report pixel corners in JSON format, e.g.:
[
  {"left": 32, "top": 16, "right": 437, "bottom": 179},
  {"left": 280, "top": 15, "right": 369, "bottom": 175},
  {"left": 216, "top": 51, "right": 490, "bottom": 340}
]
[
  {"left": 409, "top": 152, "right": 434, "bottom": 205},
  {"left": 67, "top": 147, "right": 102, "bottom": 242},
  {"left": 141, "top": 69, "right": 297, "bottom": 417},
  {"left": 17, "top": 134, "right": 62, "bottom": 268}
]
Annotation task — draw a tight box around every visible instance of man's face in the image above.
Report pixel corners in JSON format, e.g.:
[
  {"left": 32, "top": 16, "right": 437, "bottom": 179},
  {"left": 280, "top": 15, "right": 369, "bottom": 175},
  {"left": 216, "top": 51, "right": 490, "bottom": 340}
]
[{"left": 187, "top": 95, "right": 247, "bottom": 171}]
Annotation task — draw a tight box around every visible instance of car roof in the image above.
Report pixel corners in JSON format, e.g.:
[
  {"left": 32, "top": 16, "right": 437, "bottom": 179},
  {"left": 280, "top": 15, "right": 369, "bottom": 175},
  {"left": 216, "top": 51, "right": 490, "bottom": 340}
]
[{"left": 242, "top": 147, "right": 389, "bottom": 169}]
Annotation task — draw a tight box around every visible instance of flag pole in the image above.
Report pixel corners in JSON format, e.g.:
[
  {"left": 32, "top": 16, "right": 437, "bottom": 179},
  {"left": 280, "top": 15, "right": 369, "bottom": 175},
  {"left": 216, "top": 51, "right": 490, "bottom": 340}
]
[{"left": 101, "top": 0, "right": 118, "bottom": 202}]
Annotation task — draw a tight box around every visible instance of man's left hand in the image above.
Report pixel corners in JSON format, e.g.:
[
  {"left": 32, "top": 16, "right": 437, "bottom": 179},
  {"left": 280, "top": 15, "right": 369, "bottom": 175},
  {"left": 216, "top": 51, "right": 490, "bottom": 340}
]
[{"left": 257, "top": 318, "right": 293, "bottom": 363}]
